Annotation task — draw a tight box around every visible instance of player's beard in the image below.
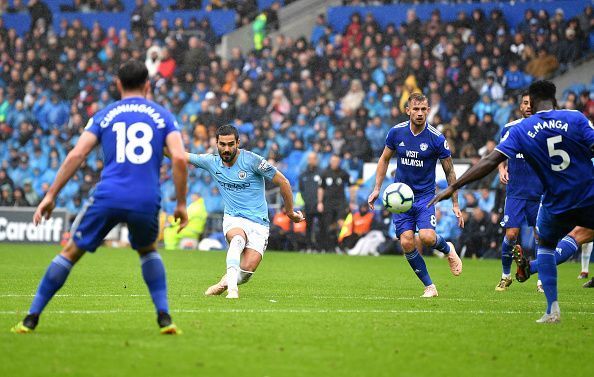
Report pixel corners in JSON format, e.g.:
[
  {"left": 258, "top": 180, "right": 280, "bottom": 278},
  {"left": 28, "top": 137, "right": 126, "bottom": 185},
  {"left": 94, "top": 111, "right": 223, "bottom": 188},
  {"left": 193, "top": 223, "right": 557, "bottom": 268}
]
[
  {"left": 220, "top": 148, "right": 237, "bottom": 163},
  {"left": 411, "top": 117, "right": 425, "bottom": 127}
]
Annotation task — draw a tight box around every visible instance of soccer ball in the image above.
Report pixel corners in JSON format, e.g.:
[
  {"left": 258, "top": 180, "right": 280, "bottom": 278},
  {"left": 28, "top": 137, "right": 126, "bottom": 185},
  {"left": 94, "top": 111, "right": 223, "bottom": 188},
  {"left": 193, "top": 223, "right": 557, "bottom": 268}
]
[{"left": 382, "top": 182, "right": 414, "bottom": 213}]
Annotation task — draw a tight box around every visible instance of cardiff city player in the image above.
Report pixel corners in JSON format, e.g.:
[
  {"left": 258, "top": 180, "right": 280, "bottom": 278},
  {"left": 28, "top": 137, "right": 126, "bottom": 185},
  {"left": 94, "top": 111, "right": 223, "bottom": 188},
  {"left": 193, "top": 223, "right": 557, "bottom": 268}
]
[
  {"left": 187, "top": 124, "right": 303, "bottom": 299},
  {"left": 496, "top": 92, "right": 544, "bottom": 292},
  {"left": 431, "top": 80, "right": 594, "bottom": 323},
  {"left": 368, "top": 93, "right": 464, "bottom": 298},
  {"left": 12, "top": 60, "right": 188, "bottom": 334}
]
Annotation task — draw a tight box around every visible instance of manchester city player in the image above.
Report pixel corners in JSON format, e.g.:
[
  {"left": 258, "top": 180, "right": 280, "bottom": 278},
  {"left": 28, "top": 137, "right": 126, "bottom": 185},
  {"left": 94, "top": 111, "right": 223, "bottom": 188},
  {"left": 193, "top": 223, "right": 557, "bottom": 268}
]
[
  {"left": 11, "top": 60, "right": 188, "bottom": 334},
  {"left": 431, "top": 80, "right": 594, "bottom": 323},
  {"left": 496, "top": 92, "right": 544, "bottom": 292},
  {"left": 187, "top": 124, "right": 303, "bottom": 299},
  {"left": 368, "top": 93, "right": 464, "bottom": 298}
]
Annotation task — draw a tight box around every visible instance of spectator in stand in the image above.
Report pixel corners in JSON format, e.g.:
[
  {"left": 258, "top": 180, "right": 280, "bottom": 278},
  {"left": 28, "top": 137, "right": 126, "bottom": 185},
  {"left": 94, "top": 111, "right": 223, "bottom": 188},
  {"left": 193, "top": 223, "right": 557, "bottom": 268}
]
[
  {"left": 341, "top": 79, "right": 365, "bottom": 116},
  {"left": 525, "top": 47, "right": 559, "bottom": 79},
  {"left": 28, "top": 0, "right": 52, "bottom": 32},
  {"left": 157, "top": 48, "right": 176, "bottom": 79},
  {"left": 558, "top": 28, "right": 581, "bottom": 69},
  {"left": 504, "top": 61, "right": 531, "bottom": 95},
  {"left": 480, "top": 72, "right": 504, "bottom": 102}
]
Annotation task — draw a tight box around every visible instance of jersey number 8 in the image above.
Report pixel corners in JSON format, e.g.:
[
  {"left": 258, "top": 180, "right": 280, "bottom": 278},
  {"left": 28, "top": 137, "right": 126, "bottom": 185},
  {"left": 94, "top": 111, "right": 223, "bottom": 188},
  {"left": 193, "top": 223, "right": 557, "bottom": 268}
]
[{"left": 113, "top": 122, "right": 153, "bottom": 164}]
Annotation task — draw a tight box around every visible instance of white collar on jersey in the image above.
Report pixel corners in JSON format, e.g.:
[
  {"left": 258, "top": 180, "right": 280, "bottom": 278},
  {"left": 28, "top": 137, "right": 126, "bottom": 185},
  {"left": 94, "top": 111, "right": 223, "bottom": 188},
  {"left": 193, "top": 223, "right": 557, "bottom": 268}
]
[{"left": 409, "top": 121, "right": 427, "bottom": 137}]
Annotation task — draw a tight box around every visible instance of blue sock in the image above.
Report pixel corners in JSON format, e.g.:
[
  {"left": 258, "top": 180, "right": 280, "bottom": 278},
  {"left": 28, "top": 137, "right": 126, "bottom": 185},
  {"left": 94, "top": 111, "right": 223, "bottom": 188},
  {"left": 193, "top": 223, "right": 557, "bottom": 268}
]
[
  {"left": 29, "top": 255, "right": 73, "bottom": 314},
  {"left": 433, "top": 234, "right": 450, "bottom": 254},
  {"left": 537, "top": 247, "right": 557, "bottom": 314},
  {"left": 405, "top": 250, "right": 433, "bottom": 286},
  {"left": 140, "top": 251, "right": 169, "bottom": 314},
  {"left": 530, "top": 260, "right": 538, "bottom": 274},
  {"left": 501, "top": 237, "right": 515, "bottom": 275},
  {"left": 555, "top": 236, "right": 578, "bottom": 265}
]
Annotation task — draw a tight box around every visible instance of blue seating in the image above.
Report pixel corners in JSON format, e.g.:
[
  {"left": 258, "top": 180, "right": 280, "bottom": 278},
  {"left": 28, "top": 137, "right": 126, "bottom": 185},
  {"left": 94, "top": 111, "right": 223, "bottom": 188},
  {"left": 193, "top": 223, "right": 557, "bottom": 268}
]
[
  {"left": 328, "top": 1, "right": 585, "bottom": 34},
  {"left": 154, "top": 10, "right": 236, "bottom": 37}
]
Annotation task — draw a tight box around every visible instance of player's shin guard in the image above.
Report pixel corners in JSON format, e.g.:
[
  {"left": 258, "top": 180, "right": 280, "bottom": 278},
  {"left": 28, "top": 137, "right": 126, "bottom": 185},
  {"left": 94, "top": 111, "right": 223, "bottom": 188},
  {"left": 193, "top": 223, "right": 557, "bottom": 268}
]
[
  {"left": 140, "top": 251, "right": 169, "bottom": 314},
  {"left": 405, "top": 249, "right": 433, "bottom": 286},
  {"left": 537, "top": 247, "right": 557, "bottom": 314},
  {"left": 501, "top": 237, "right": 515, "bottom": 276},
  {"left": 432, "top": 234, "right": 450, "bottom": 254},
  {"left": 555, "top": 236, "right": 578, "bottom": 265},
  {"left": 29, "top": 255, "right": 73, "bottom": 315},
  {"left": 226, "top": 236, "right": 246, "bottom": 291},
  {"left": 237, "top": 269, "right": 254, "bottom": 285}
]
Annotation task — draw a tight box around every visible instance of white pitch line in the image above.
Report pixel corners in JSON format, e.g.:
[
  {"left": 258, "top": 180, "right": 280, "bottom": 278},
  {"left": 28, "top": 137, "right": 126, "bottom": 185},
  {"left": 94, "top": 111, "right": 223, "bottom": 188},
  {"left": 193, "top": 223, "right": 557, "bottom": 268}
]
[
  {"left": 1, "top": 293, "right": 592, "bottom": 306},
  {"left": 0, "top": 308, "right": 593, "bottom": 315}
]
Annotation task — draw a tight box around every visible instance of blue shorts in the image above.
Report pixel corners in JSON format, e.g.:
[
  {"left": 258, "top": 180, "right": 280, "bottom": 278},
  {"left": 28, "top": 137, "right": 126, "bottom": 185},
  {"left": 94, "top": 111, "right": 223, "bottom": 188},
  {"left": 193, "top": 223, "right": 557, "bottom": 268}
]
[
  {"left": 392, "top": 194, "right": 435, "bottom": 238},
  {"left": 502, "top": 197, "right": 540, "bottom": 228},
  {"left": 536, "top": 203, "right": 594, "bottom": 244},
  {"left": 71, "top": 199, "right": 159, "bottom": 252}
]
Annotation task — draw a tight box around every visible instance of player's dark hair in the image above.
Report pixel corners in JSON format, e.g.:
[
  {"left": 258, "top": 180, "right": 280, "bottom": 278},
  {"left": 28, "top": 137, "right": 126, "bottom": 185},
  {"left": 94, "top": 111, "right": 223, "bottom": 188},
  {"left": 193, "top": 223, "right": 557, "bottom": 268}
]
[
  {"left": 520, "top": 90, "right": 530, "bottom": 99},
  {"left": 216, "top": 124, "right": 239, "bottom": 141},
  {"left": 117, "top": 60, "right": 149, "bottom": 90},
  {"left": 406, "top": 93, "right": 428, "bottom": 107},
  {"left": 528, "top": 80, "right": 556, "bottom": 103}
]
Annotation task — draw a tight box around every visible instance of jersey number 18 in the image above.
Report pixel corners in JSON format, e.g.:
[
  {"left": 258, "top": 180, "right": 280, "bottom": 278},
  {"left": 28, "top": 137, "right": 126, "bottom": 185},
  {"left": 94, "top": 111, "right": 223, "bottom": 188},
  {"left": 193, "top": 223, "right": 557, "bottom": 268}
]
[{"left": 113, "top": 122, "right": 153, "bottom": 164}]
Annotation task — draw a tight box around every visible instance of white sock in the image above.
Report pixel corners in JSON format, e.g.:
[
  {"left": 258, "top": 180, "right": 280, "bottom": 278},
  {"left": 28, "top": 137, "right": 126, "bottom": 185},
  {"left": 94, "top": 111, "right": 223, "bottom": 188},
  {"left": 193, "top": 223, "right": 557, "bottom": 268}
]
[
  {"left": 502, "top": 273, "right": 511, "bottom": 279},
  {"left": 226, "top": 236, "right": 245, "bottom": 291},
  {"left": 237, "top": 269, "right": 254, "bottom": 285},
  {"left": 581, "top": 242, "right": 593, "bottom": 273}
]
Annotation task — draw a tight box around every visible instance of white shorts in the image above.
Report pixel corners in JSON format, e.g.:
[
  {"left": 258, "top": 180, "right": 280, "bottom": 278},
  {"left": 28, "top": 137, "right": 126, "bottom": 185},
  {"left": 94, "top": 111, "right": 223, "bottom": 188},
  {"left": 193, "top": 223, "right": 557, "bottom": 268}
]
[{"left": 222, "top": 215, "right": 270, "bottom": 255}]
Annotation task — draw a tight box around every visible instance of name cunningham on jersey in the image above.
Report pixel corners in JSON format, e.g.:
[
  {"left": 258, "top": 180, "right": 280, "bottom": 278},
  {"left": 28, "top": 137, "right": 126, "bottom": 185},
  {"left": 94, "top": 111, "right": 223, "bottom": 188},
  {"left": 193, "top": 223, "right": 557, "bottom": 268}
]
[{"left": 96, "top": 103, "right": 167, "bottom": 129}]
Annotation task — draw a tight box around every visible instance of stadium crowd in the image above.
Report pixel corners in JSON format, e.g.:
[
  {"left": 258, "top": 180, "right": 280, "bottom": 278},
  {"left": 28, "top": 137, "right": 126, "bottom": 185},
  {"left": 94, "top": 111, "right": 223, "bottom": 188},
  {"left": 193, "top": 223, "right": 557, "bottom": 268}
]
[{"left": 0, "top": 1, "right": 592, "bottom": 256}]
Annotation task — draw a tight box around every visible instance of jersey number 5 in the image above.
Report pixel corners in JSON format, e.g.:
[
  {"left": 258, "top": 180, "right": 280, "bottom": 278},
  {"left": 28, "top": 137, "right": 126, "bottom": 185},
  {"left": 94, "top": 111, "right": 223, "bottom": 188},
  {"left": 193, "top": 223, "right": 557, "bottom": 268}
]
[
  {"left": 546, "top": 135, "right": 570, "bottom": 172},
  {"left": 113, "top": 122, "right": 153, "bottom": 164}
]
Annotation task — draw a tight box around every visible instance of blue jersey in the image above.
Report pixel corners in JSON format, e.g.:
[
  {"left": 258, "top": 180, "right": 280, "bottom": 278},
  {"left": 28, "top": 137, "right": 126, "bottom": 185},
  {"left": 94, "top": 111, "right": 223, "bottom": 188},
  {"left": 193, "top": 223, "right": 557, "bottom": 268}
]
[
  {"left": 500, "top": 119, "right": 543, "bottom": 200},
  {"left": 85, "top": 97, "right": 179, "bottom": 213},
  {"left": 188, "top": 149, "right": 278, "bottom": 226},
  {"left": 385, "top": 121, "right": 451, "bottom": 197},
  {"left": 496, "top": 109, "right": 594, "bottom": 214}
]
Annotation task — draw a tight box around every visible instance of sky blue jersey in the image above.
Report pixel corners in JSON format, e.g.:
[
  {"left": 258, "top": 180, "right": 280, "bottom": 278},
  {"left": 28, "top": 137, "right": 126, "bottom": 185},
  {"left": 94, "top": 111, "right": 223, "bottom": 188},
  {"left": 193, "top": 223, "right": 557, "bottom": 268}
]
[
  {"left": 496, "top": 109, "right": 594, "bottom": 214},
  {"left": 188, "top": 149, "right": 278, "bottom": 225},
  {"left": 85, "top": 97, "right": 179, "bottom": 213},
  {"left": 385, "top": 121, "right": 451, "bottom": 197},
  {"left": 500, "top": 119, "right": 543, "bottom": 200}
]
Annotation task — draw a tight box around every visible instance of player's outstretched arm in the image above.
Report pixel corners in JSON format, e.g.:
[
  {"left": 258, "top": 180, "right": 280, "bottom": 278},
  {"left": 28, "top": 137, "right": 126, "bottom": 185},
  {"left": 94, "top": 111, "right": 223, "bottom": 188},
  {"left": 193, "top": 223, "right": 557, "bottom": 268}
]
[
  {"left": 272, "top": 171, "right": 304, "bottom": 223},
  {"left": 368, "top": 146, "right": 395, "bottom": 210},
  {"left": 440, "top": 157, "right": 464, "bottom": 228},
  {"left": 429, "top": 150, "right": 507, "bottom": 207},
  {"left": 165, "top": 131, "right": 188, "bottom": 232},
  {"left": 34, "top": 131, "right": 98, "bottom": 225}
]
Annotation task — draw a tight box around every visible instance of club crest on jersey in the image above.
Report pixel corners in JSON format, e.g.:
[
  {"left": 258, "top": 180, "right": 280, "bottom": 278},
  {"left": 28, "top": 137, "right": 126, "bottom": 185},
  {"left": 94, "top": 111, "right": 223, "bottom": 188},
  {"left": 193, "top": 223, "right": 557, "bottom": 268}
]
[
  {"left": 238, "top": 170, "right": 247, "bottom": 179},
  {"left": 420, "top": 143, "right": 428, "bottom": 151}
]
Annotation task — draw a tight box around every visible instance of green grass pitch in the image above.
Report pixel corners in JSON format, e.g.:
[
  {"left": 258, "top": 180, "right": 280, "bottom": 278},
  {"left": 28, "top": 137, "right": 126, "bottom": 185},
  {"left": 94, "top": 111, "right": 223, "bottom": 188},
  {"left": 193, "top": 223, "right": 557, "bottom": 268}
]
[{"left": 0, "top": 244, "right": 592, "bottom": 377}]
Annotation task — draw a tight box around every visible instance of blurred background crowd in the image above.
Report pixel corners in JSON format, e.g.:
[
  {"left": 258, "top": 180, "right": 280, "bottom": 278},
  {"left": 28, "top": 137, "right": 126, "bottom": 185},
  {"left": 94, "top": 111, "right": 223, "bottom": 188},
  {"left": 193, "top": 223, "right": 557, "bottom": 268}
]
[{"left": 0, "top": 0, "right": 592, "bottom": 256}]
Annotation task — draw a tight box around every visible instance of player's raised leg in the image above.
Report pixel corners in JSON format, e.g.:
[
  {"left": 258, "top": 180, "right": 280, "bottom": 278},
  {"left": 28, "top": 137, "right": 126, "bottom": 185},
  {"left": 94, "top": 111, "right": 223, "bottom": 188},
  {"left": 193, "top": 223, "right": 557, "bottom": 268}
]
[
  {"left": 400, "top": 230, "right": 437, "bottom": 297},
  {"left": 11, "top": 241, "right": 84, "bottom": 334},
  {"left": 416, "top": 196, "right": 462, "bottom": 277}
]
